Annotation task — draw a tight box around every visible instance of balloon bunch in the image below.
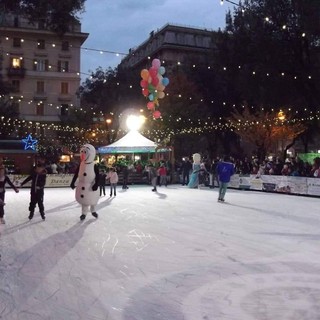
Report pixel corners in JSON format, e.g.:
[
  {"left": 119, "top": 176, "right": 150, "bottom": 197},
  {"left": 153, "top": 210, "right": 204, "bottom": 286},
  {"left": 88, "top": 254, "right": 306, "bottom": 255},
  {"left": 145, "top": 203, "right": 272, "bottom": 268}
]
[{"left": 140, "top": 58, "right": 169, "bottom": 119}]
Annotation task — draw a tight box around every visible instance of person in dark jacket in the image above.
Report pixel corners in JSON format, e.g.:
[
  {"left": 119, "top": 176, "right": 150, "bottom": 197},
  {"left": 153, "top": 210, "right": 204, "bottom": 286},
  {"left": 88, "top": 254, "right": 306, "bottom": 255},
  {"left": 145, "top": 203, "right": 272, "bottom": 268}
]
[
  {"left": 98, "top": 169, "right": 107, "bottom": 196},
  {"left": 0, "top": 166, "right": 19, "bottom": 224},
  {"left": 122, "top": 165, "right": 129, "bottom": 189},
  {"left": 21, "top": 161, "right": 47, "bottom": 220},
  {"left": 181, "top": 157, "right": 192, "bottom": 186},
  {"left": 216, "top": 156, "right": 235, "bottom": 202}
]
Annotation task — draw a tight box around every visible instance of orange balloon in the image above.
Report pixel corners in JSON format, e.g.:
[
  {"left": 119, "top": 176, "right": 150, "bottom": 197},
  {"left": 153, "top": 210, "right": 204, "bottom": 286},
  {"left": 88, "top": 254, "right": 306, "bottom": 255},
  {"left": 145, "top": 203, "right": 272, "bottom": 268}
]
[{"left": 140, "top": 69, "right": 149, "bottom": 81}]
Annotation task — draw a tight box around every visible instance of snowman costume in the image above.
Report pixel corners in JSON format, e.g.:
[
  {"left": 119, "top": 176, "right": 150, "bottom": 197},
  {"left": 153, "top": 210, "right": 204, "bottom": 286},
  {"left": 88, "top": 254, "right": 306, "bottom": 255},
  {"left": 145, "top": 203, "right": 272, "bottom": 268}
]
[{"left": 70, "top": 144, "right": 100, "bottom": 220}]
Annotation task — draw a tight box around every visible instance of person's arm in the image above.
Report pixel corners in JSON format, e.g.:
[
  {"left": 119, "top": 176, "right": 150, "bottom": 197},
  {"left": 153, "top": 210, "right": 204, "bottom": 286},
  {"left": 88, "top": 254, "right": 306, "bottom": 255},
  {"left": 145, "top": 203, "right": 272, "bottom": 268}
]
[
  {"left": 70, "top": 166, "right": 79, "bottom": 189},
  {"left": 20, "top": 175, "right": 32, "bottom": 187},
  {"left": 92, "top": 164, "right": 99, "bottom": 190},
  {"left": 5, "top": 176, "right": 19, "bottom": 192}
]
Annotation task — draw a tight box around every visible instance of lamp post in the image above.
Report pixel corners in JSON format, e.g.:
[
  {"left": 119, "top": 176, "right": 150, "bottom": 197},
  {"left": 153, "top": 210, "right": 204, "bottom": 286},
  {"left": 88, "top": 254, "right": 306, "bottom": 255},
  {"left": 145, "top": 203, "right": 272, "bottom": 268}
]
[{"left": 105, "top": 118, "right": 112, "bottom": 145}]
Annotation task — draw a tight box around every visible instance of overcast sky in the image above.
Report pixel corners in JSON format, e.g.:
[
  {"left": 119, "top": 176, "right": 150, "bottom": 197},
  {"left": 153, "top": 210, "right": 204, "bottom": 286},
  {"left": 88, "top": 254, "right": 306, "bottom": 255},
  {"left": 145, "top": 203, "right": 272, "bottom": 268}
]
[{"left": 79, "top": 0, "right": 234, "bottom": 80}]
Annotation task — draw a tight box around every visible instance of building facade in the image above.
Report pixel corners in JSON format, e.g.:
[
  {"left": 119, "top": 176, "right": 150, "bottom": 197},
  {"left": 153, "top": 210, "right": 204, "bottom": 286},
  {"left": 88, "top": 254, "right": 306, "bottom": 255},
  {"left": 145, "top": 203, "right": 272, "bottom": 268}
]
[
  {"left": 0, "top": 13, "right": 88, "bottom": 123},
  {"left": 119, "top": 24, "right": 216, "bottom": 71}
]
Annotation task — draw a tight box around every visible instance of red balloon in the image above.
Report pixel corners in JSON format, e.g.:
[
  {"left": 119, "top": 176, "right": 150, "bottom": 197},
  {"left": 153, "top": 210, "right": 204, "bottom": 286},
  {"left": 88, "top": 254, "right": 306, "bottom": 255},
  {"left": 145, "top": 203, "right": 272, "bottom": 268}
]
[
  {"left": 142, "top": 88, "right": 149, "bottom": 96},
  {"left": 147, "top": 101, "right": 155, "bottom": 110},
  {"left": 153, "top": 110, "right": 161, "bottom": 119},
  {"left": 140, "top": 80, "right": 148, "bottom": 88},
  {"left": 151, "top": 77, "right": 159, "bottom": 87},
  {"left": 149, "top": 67, "right": 157, "bottom": 78}
]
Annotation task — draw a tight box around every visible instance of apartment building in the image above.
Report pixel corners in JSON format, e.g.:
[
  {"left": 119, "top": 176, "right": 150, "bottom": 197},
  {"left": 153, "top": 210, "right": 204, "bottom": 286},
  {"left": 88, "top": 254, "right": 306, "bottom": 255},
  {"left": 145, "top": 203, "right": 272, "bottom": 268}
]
[
  {"left": 119, "top": 23, "right": 216, "bottom": 71},
  {"left": 0, "top": 13, "right": 88, "bottom": 123}
]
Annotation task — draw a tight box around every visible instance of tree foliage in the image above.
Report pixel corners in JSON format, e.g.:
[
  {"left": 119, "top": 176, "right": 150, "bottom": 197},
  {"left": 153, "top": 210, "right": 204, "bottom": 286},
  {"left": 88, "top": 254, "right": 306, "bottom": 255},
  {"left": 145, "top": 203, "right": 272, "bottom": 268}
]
[
  {"left": 0, "top": 0, "right": 86, "bottom": 34},
  {"left": 216, "top": 0, "right": 320, "bottom": 111},
  {"left": 228, "top": 105, "right": 306, "bottom": 160}
]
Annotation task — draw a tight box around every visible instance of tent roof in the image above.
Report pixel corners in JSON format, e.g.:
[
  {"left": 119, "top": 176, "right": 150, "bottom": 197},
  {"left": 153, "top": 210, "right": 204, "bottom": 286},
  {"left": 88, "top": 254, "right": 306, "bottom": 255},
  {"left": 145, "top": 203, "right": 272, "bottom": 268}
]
[{"left": 98, "top": 130, "right": 158, "bottom": 154}]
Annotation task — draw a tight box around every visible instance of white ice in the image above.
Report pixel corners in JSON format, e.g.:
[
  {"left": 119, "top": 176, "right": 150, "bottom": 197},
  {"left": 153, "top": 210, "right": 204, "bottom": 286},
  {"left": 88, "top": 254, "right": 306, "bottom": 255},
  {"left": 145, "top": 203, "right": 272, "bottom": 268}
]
[{"left": 0, "top": 185, "right": 320, "bottom": 320}]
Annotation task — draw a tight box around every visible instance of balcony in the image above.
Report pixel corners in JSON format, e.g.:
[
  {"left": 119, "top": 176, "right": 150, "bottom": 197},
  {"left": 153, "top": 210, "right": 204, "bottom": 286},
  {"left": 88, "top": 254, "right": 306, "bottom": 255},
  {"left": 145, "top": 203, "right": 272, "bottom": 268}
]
[{"left": 7, "top": 67, "right": 26, "bottom": 78}]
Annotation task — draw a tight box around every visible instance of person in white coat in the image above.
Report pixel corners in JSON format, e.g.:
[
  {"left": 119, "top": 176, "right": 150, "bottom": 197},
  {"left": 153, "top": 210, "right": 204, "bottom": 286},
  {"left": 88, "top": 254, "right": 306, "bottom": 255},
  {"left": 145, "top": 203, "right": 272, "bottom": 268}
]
[{"left": 70, "top": 144, "right": 100, "bottom": 220}]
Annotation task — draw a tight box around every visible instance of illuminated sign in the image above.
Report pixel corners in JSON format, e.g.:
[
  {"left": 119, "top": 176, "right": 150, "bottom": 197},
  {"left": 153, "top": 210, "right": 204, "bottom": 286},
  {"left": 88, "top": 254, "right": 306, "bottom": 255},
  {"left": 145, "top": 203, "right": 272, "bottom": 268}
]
[{"left": 22, "top": 134, "right": 38, "bottom": 150}]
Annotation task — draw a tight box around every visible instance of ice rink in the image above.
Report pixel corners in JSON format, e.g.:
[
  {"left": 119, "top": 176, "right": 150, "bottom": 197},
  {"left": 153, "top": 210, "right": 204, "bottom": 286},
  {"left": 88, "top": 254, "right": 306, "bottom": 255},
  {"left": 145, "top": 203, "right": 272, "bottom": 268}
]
[{"left": 0, "top": 185, "right": 320, "bottom": 320}]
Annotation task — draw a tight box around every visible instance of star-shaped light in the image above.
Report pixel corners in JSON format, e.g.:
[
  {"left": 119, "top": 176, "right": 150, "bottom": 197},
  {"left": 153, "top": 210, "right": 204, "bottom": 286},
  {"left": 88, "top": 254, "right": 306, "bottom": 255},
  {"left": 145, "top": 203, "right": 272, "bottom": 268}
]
[{"left": 22, "top": 134, "right": 38, "bottom": 150}]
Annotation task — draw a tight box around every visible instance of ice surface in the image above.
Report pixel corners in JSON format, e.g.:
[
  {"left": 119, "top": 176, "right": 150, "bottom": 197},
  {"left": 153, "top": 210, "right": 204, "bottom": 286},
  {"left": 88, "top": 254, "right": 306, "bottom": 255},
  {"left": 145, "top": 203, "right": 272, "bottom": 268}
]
[{"left": 1, "top": 185, "right": 320, "bottom": 320}]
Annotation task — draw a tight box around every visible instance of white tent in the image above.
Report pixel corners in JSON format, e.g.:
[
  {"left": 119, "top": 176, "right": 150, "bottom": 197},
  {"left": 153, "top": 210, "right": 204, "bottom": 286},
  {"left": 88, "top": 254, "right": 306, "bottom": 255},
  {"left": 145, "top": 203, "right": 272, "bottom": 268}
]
[{"left": 98, "top": 130, "right": 158, "bottom": 154}]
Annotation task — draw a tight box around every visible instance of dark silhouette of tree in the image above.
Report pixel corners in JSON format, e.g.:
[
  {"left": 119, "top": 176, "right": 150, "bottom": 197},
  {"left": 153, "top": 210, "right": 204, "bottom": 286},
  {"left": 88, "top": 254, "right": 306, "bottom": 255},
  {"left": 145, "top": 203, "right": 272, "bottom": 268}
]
[
  {"left": 0, "top": 0, "right": 86, "bottom": 35},
  {"left": 228, "top": 105, "right": 306, "bottom": 161}
]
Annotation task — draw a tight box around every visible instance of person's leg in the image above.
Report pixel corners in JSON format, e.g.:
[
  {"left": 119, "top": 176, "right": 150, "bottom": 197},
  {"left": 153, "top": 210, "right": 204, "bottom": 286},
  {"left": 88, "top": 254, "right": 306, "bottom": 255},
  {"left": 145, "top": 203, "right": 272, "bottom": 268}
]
[
  {"left": 152, "top": 177, "right": 157, "bottom": 191},
  {"left": 0, "top": 192, "right": 5, "bottom": 223},
  {"left": 99, "top": 185, "right": 102, "bottom": 196},
  {"left": 90, "top": 205, "right": 98, "bottom": 218},
  {"left": 80, "top": 205, "right": 89, "bottom": 220},
  {"left": 37, "top": 189, "right": 45, "bottom": 220},
  {"left": 110, "top": 184, "right": 113, "bottom": 196},
  {"left": 113, "top": 184, "right": 116, "bottom": 196},
  {"left": 219, "top": 182, "right": 228, "bottom": 201},
  {"left": 29, "top": 192, "right": 37, "bottom": 219}
]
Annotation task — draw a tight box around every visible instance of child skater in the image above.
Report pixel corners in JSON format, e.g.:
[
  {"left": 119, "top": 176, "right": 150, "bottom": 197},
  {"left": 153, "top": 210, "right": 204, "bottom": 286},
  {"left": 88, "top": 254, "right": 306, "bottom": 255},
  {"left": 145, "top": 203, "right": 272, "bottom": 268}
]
[
  {"left": 107, "top": 167, "right": 118, "bottom": 197},
  {"left": 0, "top": 166, "right": 19, "bottom": 224},
  {"left": 20, "top": 160, "right": 47, "bottom": 220}
]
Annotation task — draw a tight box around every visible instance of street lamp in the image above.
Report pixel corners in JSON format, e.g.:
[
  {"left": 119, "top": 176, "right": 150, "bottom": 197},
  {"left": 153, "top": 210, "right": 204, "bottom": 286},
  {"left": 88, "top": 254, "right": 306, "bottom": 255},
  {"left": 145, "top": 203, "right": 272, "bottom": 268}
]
[
  {"left": 278, "top": 110, "right": 286, "bottom": 121},
  {"left": 126, "top": 115, "right": 146, "bottom": 131}
]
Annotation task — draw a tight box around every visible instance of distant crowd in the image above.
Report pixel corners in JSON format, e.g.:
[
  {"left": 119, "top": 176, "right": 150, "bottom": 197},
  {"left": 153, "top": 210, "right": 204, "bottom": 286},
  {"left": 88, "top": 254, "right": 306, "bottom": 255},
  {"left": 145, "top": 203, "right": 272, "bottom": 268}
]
[{"left": 174, "top": 155, "right": 320, "bottom": 179}]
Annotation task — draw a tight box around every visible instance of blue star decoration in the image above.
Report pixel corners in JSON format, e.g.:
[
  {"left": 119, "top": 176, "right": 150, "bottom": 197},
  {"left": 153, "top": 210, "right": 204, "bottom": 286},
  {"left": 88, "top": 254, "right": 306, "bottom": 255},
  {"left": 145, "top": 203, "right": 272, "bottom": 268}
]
[{"left": 22, "top": 134, "right": 38, "bottom": 150}]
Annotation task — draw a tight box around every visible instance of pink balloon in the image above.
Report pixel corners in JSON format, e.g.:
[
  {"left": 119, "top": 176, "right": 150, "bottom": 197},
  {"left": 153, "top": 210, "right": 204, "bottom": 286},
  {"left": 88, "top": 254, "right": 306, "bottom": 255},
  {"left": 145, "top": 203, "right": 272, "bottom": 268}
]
[{"left": 152, "top": 58, "right": 161, "bottom": 69}]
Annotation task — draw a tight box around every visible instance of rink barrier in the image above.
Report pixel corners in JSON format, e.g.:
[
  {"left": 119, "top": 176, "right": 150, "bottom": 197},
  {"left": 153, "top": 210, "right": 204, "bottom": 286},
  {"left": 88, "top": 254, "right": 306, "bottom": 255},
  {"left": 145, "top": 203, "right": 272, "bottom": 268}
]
[{"left": 7, "top": 174, "right": 320, "bottom": 197}]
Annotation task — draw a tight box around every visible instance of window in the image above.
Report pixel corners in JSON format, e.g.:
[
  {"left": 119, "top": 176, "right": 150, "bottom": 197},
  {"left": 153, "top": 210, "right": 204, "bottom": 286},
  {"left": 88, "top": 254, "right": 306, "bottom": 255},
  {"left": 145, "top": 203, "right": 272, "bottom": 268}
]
[
  {"left": 61, "top": 82, "right": 69, "bottom": 94},
  {"left": 12, "top": 102, "right": 20, "bottom": 114},
  {"left": 38, "top": 20, "right": 46, "bottom": 29},
  {"left": 14, "top": 17, "right": 19, "bottom": 27},
  {"left": 13, "top": 38, "right": 21, "bottom": 47},
  {"left": 61, "top": 104, "right": 69, "bottom": 116},
  {"left": 11, "top": 80, "right": 20, "bottom": 92},
  {"left": 58, "top": 60, "right": 69, "bottom": 72},
  {"left": 37, "top": 39, "right": 45, "bottom": 49},
  {"left": 36, "top": 103, "right": 44, "bottom": 116},
  {"left": 11, "top": 57, "right": 22, "bottom": 68},
  {"left": 33, "top": 59, "right": 49, "bottom": 72},
  {"left": 36, "top": 81, "right": 45, "bottom": 94},
  {"left": 61, "top": 41, "right": 69, "bottom": 51}
]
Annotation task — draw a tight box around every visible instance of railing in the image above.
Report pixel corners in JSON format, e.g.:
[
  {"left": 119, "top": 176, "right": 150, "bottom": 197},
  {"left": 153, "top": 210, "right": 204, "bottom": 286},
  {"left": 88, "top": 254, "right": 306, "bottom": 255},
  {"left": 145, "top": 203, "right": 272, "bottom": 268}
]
[{"left": 7, "top": 67, "right": 25, "bottom": 77}]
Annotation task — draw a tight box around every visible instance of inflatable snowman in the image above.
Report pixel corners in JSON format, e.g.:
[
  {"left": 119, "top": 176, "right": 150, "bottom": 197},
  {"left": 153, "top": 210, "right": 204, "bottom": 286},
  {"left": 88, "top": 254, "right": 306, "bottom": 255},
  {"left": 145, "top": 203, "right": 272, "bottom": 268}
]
[{"left": 70, "top": 144, "right": 100, "bottom": 220}]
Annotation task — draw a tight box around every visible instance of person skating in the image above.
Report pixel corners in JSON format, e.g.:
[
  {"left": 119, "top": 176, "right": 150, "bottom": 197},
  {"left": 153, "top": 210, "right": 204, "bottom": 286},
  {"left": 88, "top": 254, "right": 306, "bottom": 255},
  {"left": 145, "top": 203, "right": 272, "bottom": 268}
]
[
  {"left": 216, "top": 155, "right": 235, "bottom": 202},
  {"left": 70, "top": 144, "right": 100, "bottom": 220},
  {"left": 0, "top": 166, "right": 19, "bottom": 224},
  {"left": 148, "top": 164, "right": 158, "bottom": 192},
  {"left": 106, "top": 167, "right": 118, "bottom": 197},
  {"left": 98, "top": 169, "right": 107, "bottom": 196},
  {"left": 20, "top": 160, "right": 47, "bottom": 220}
]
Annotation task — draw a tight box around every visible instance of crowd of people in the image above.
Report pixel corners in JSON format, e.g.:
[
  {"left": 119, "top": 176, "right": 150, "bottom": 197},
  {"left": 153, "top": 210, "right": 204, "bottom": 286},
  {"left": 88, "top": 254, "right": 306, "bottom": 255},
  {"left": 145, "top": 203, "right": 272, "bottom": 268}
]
[{"left": 0, "top": 152, "right": 319, "bottom": 224}]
